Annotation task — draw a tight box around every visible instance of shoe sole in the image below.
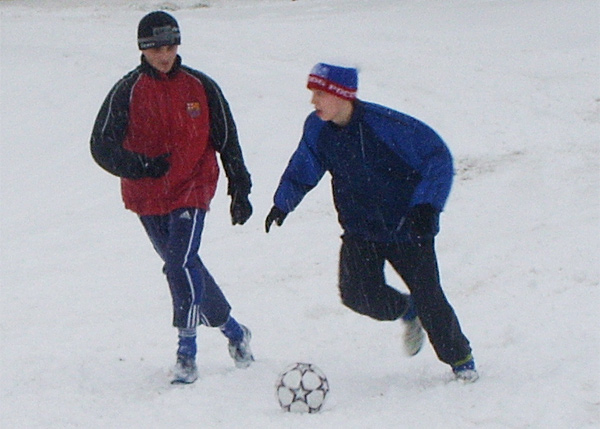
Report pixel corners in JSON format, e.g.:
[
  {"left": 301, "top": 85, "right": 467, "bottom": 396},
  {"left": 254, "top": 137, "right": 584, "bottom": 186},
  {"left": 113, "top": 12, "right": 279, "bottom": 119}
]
[
  {"left": 171, "top": 377, "right": 198, "bottom": 385},
  {"left": 454, "top": 370, "right": 479, "bottom": 383}
]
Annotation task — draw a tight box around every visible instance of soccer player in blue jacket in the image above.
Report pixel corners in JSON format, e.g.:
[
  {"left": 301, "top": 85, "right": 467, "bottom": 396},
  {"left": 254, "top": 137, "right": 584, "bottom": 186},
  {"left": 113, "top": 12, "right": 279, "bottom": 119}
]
[{"left": 265, "top": 63, "right": 478, "bottom": 382}]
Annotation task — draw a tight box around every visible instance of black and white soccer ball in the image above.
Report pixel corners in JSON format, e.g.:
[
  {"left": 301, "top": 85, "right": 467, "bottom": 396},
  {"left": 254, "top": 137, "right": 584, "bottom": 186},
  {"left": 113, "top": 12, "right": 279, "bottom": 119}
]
[{"left": 275, "top": 362, "right": 329, "bottom": 413}]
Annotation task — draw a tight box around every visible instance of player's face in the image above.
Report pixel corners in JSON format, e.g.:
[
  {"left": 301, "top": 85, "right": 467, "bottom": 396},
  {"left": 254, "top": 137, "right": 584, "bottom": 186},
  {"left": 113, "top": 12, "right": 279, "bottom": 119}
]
[
  {"left": 142, "top": 44, "right": 178, "bottom": 74},
  {"left": 310, "top": 90, "right": 353, "bottom": 126}
]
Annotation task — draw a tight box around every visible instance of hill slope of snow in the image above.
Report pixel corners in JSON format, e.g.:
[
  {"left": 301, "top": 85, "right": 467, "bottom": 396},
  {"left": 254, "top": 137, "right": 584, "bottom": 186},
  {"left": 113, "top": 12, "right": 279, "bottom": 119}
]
[{"left": 1, "top": 0, "right": 598, "bottom": 427}]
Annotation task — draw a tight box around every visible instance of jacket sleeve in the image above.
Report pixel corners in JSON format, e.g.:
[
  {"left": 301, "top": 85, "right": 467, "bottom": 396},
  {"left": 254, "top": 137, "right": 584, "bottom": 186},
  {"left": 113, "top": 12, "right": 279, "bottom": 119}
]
[
  {"left": 273, "top": 115, "right": 326, "bottom": 213},
  {"left": 407, "top": 123, "right": 454, "bottom": 211},
  {"left": 90, "top": 71, "right": 149, "bottom": 179},
  {"left": 373, "top": 109, "right": 453, "bottom": 212},
  {"left": 195, "top": 72, "right": 252, "bottom": 197}
]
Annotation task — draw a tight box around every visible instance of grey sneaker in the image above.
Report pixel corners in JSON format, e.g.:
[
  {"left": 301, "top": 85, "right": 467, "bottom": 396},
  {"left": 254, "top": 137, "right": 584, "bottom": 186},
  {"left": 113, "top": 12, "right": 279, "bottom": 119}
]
[
  {"left": 171, "top": 354, "right": 198, "bottom": 384},
  {"left": 403, "top": 316, "right": 425, "bottom": 356},
  {"left": 454, "top": 368, "right": 479, "bottom": 383},
  {"left": 228, "top": 324, "right": 254, "bottom": 369}
]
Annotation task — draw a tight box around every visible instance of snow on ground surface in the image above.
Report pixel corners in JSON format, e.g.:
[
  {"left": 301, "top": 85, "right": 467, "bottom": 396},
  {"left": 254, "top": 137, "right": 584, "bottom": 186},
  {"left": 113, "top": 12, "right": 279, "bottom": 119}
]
[{"left": 1, "top": 0, "right": 598, "bottom": 427}]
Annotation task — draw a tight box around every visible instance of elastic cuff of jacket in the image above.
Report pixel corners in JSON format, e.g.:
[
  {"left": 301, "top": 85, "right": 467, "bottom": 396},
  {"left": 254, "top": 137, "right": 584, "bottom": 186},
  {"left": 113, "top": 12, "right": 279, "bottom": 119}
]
[
  {"left": 452, "top": 353, "right": 473, "bottom": 369},
  {"left": 274, "top": 204, "right": 288, "bottom": 214}
]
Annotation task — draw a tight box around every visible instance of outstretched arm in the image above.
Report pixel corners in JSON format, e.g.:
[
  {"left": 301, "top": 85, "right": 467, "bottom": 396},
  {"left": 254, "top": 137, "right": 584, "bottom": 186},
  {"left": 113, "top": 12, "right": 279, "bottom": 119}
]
[
  {"left": 194, "top": 71, "right": 253, "bottom": 225},
  {"left": 266, "top": 118, "right": 327, "bottom": 232}
]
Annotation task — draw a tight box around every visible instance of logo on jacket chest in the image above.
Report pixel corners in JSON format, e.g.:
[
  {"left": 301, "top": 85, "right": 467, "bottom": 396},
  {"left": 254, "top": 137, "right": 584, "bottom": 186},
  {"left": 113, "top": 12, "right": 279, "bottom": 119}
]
[{"left": 186, "top": 102, "right": 202, "bottom": 118}]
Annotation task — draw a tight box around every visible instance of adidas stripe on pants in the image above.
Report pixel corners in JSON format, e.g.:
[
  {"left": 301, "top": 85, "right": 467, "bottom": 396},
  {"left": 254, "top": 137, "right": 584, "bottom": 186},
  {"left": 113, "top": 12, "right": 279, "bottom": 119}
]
[{"left": 140, "top": 207, "right": 232, "bottom": 329}]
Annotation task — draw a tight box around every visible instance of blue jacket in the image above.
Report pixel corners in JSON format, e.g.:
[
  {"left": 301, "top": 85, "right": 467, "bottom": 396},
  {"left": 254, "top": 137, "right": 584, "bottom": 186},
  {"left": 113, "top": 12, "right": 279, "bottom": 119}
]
[{"left": 273, "top": 100, "right": 454, "bottom": 242}]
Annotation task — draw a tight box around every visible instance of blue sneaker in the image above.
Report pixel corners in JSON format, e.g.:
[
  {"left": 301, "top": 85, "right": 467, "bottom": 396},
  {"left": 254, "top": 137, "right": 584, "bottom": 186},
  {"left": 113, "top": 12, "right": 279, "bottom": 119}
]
[
  {"left": 228, "top": 324, "right": 254, "bottom": 368},
  {"left": 171, "top": 354, "right": 198, "bottom": 384},
  {"left": 452, "top": 357, "right": 479, "bottom": 383}
]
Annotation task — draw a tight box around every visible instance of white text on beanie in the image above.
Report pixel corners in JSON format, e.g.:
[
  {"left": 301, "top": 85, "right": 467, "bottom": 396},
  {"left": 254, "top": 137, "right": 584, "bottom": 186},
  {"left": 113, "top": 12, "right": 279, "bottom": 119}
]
[{"left": 307, "top": 63, "right": 358, "bottom": 100}]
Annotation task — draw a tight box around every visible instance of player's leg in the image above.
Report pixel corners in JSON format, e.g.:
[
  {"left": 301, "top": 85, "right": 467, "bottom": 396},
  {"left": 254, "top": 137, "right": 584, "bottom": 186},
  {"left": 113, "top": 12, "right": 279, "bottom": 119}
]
[
  {"left": 167, "top": 208, "right": 253, "bottom": 368},
  {"left": 140, "top": 210, "right": 200, "bottom": 383},
  {"left": 338, "top": 235, "right": 410, "bottom": 321},
  {"left": 389, "top": 238, "right": 477, "bottom": 380}
]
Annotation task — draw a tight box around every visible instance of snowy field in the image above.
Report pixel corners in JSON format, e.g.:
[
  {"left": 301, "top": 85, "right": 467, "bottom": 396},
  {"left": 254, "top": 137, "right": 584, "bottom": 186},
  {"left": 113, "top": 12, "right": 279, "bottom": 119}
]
[{"left": 1, "top": 0, "right": 598, "bottom": 427}]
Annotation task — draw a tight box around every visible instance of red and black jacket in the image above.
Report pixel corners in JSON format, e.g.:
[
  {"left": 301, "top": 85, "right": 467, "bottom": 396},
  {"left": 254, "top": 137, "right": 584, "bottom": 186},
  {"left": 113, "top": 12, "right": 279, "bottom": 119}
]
[{"left": 91, "top": 55, "right": 251, "bottom": 215}]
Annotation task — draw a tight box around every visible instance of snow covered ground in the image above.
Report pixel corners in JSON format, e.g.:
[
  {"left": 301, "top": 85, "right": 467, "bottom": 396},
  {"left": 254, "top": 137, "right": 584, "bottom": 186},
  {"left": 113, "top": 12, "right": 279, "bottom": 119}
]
[{"left": 1, "top": 0, "right": 598, "bottom": 427}]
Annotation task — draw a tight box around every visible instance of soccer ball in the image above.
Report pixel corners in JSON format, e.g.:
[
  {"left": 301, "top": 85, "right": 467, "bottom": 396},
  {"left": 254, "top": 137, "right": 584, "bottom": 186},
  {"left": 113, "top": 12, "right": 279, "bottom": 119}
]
[{"left": 275, "top": 362, "right": 329, "bottom": 413}]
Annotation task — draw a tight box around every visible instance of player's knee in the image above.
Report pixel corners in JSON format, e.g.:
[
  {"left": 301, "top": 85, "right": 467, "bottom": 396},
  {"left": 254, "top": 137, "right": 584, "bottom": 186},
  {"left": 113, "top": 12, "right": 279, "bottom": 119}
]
[{"left": 340, "top": 289, "right": 369, "bottom": 315}]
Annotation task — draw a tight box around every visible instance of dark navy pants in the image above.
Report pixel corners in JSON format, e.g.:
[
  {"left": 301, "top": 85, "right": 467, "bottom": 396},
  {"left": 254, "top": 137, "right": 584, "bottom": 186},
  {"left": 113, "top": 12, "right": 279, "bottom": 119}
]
[
  {"left": 338, "top": 235, "right": 472, "bottom": 365},
  {"left": 140, "top": 208, "right": 231, "bottom": 329}
]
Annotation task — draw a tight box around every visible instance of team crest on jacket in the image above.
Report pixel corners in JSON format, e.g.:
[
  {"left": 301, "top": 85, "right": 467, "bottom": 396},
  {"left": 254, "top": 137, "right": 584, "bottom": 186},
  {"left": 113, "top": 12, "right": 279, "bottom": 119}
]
[{"left": 186, "top": 102, "right": 202, "bottom": 118}]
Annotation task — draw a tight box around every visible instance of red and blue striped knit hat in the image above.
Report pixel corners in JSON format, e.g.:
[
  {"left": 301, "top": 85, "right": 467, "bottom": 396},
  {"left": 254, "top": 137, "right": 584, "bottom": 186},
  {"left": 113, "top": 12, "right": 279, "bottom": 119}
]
[{"left": 307, "top": 63, "right": 358, "bottom": 100}]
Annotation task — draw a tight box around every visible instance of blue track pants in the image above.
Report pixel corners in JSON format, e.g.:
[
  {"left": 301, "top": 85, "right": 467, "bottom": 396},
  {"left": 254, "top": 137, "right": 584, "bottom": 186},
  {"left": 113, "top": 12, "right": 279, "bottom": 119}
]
[{"left": 140, "top": 208, "right": 231, "bottom": 329}]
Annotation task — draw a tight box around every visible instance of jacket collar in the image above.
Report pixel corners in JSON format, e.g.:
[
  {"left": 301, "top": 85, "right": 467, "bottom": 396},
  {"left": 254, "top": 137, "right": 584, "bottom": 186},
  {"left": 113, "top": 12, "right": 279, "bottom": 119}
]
[{"left": 329, "top": 100, "right": 363, "bottom": 130}]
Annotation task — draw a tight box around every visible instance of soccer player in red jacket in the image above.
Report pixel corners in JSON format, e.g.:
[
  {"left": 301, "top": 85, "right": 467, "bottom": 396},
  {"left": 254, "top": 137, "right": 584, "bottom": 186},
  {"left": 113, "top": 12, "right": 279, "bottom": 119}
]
[{"left": 91, "top": 11, "right": 254, "bottom": 384}]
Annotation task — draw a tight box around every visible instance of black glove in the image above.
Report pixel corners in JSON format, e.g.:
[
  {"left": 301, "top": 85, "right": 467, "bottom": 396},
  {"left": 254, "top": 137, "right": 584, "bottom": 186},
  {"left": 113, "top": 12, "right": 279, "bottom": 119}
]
[
  {"left": 140, "top": 153, "right": 170, "bottom": 178},
  {"left": 230, "top": 192, "right": 253, "bottom": 225},
  {"left": 265, "top": 205, "right": 288, "bottom": 233},
  {"left": 405, "top": 204, "right": 439, "bottom": 239}
]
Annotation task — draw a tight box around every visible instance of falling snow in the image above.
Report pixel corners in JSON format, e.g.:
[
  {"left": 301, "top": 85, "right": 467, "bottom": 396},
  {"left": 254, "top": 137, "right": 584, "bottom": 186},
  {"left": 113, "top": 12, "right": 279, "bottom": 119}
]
[{"left": 1, "top": 0, "right": 598, "bottom": 428}]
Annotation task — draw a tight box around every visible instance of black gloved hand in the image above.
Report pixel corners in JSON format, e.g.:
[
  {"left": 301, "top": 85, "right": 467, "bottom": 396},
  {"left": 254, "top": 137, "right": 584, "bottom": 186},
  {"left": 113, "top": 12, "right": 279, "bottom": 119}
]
[
  {"left": 140, "top": 153, "right": 170, "bottom": 178},
  {"left": 265, "top": 205, "right": 288, "bottom": 233},
  {"left": 230, "top": 192, "right": 253, "bottom": 225},
  {"left": 405, "top": 204, "right": 439, "bottom": 239}
]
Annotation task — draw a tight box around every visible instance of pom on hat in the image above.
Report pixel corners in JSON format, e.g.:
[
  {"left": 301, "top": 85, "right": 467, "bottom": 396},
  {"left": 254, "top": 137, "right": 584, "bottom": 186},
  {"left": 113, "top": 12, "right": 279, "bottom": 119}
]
[
  {"left": 307, "top": 63, "right": 358, "bottom": 100},
  {"left": 137, "top": 11, "right": 181, "bottom": 50}
]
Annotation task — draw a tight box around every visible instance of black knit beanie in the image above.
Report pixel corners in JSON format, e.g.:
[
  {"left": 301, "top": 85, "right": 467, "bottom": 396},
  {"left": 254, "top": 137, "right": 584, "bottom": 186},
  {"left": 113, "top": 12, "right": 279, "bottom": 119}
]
[{"left": 137, "top": 11, "right": 181, "bottom": 50}]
